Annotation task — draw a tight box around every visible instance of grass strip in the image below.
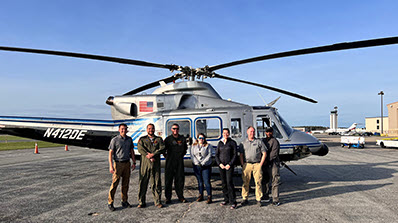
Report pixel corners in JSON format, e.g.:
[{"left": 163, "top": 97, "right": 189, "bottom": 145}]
[
  {"left": 0, "top": 135, "right": 31, "bottom": 141},
  {"left": 0, "top": 141, "right": 63, "bottom": 151}
]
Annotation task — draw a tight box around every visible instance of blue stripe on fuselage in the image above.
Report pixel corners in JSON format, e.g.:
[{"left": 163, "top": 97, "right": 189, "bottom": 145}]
[{"left": 0, "top": 116, "right": 160, "bottom": 127}]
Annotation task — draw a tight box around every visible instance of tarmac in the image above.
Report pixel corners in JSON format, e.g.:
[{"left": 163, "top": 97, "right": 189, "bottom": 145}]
[{"left": 1, "top": 134, "right": 398, "bottom": 223}]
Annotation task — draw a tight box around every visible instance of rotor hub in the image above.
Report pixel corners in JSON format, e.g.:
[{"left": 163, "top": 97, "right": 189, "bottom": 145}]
[{"left": 173, "top": 65, "right": 215, "bottom": 80}]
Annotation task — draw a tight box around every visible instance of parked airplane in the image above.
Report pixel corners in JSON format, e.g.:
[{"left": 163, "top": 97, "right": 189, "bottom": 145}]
[{"left": 325, "top": 123, "right": 357, "bottom": 135}]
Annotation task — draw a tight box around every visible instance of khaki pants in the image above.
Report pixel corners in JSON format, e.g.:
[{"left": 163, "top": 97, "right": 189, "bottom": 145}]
[
  {"left": 108, "top": 162, "right": 131, "bottom": 204},
  {"left": 241, "top": 163, "right": 263, "bottom": 201}
]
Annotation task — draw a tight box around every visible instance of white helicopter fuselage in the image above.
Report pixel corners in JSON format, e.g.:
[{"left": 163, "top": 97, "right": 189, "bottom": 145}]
[
  {"left": 0, "top": 81, "right": 327, "bottom": 165},
  {"left": 107, "top": 81, "right": 326, "bottom": 163}
]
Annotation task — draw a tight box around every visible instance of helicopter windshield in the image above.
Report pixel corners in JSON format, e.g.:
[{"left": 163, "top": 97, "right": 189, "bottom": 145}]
[{"left": 273, "top": 110, "right": 293, "bottom": 137}]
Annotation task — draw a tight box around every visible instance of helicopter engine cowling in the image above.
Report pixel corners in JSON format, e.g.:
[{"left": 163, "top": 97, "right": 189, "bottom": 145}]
[
  {"left": 106, "top": 96, "right": 136, "bottom": 116},
  {"left": 113, "top": 102, "right": 137, "bottom": 116}
]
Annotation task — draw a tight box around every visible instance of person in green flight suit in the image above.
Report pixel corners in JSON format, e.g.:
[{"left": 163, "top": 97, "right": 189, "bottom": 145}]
[
  {"left": 137, "top": 123, "right": 165, "bottom": 208},
  {"left": 164, "top": 123, "right": 188, "bottom": 204}
]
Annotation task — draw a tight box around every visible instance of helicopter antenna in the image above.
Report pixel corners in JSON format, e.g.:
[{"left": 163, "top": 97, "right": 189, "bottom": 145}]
[{"left": 256, "top": 91, "right": 267, "bottom": 105}]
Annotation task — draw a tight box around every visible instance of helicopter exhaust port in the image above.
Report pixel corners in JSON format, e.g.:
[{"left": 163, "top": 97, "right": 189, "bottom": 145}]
[{"left": 106, "top": 96, "right": 114, "bottom": 105}]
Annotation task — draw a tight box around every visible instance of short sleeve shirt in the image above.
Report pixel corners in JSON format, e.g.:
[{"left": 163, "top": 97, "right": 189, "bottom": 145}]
[
  {"left": 240, "top": 138, "right": 267, "bottom": 163},
  {"left": 109, "top": 135, "right": 134, "bottom": 162}
]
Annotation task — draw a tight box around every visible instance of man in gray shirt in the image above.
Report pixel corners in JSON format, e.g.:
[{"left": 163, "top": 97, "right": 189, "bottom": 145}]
[
  {"left": 239, "top": 126, "right": 267, "bottom": 206},
  {"left": 108, "top": 123, "right": 136, "bottom": 211}
]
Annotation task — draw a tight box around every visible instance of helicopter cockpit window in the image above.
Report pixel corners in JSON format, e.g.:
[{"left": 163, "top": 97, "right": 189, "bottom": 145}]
[
  {"left": 195, "top": 118, "right": 221, "bottom": 139},
  {"left": 270, "top": 121, "right": 283, "bottom": 139},
  {"left": 256, "top": 115, "right": 283, "bottom": 139},
  {"left": 231, "top": 118, "right": 242, "bottom": 138},
  {"left": 273, "top": 110, "right": 293, "bottom": 137},
  {"left": 166, "top": 120, "right": 191, "bottom": 138}
]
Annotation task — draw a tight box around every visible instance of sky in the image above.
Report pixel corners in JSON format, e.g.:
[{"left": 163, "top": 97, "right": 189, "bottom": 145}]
[{"left": 1, "top": 0, "right": 398, "bottom": 128}]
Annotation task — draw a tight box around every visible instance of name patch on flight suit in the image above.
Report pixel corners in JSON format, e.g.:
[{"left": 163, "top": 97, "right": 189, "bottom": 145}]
[{"left": 153, "top": 139, "right": 158, "bottom": 145}]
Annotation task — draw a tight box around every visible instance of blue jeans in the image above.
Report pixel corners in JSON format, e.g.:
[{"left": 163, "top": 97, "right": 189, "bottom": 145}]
[{"left": 193, "top": 164, "right": 212, "bottom": 196}]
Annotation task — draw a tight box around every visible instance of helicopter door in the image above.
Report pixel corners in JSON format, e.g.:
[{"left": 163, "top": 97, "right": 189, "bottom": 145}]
[
  {"left": 242, "top": 113, "right": 252, "bottom": 139},
  {"left": 256, "top": 115, "right": 283, "bottom": 139}
]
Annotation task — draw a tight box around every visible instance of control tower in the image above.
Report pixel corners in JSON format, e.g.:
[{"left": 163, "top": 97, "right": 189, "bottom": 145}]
[{"left": 330, "top": 106, "right": 338, "bottom": 130}]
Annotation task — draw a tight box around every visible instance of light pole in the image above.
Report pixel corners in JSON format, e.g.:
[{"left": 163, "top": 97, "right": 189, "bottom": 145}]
[{"left": 378, "top": 91, "right": 384, "bottom": 134}]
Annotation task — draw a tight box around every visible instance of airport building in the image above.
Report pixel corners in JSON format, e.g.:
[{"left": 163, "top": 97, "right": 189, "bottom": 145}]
[
  {"left": 365, "top": 117, "right": 389, "bottom": 134},
  {"left": 387, "top": 101, "right": 398, "bottom": 135},
  {"left": 365, "top": 101, "right": 398, "bottom": 136}
]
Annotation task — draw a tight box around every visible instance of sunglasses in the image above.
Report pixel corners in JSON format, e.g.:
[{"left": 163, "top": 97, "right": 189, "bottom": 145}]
[
  {"left": 198, "top": 137, "right": 205, "bottom": 139},
  {"left": 172, "top": 128, "right": 179, "bottom": 130}
]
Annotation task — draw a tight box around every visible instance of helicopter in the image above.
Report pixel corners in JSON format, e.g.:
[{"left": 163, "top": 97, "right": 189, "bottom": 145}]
[{"left": 1, "top": 36, "right": 398, "bottom": 169}]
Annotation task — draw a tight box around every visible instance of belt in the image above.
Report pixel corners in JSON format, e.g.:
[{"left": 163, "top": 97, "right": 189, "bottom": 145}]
[
  {"left": 114, "top": 160, "right": 130, "bottom": 163},
  {"left": 246, "top": 161, "right": 260, "bottom": 164}
]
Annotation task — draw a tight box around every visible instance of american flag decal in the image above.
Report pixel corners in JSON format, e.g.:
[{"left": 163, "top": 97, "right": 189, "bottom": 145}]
[{"left": 139, "top": 101, "right": 153, "bottom": 112}]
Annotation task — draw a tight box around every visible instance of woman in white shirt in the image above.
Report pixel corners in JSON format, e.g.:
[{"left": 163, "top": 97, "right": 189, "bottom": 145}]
[{"left": 190, "top": 133, "right": 213, "bottom": 204}]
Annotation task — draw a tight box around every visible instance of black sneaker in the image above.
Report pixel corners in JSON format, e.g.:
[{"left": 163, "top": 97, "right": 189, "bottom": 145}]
[
  {"left": 240, "top": 199, "right": 248, "bottom": 206},
  {"left": 121, "top": 201, "right": 132, "bottom": 208},
  {"left": 272, "top": 201, "right": 281, "bottom": 206},
  {"left": 261, "top": 195, "right": 270, "bottom": 203},
  {"left": 108, "top": 203, "right": 115, "bottom": 211},
  {"left": 165, "top": 199, "right": 171, "bottom": 204},
  {"left": 137, "top": 204, "right": 146, "bottom": 208}
]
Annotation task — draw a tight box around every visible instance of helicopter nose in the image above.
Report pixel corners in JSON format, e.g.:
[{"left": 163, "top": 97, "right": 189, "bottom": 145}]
[
  {"left": 313, "top": 143, "right": 329, "bottom": 156},
  {"left": 290, "top": 130, "right": 328, "bottom": 156}
]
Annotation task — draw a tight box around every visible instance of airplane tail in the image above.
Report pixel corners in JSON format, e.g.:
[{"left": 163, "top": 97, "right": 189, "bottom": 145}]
[{"left": 348, "top": 123, "right": 357, "bottom": 131}]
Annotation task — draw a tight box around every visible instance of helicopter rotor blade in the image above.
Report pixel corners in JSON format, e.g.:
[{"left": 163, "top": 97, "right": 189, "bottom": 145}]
[
  {"left": 0, "top": 46, "right": 179, "bottom": 71},
  {"left": 123, "top": 76, "right": 178, "bottom": 95},
  {"left": 213, "top": 73, "right": 317, "bottom": 103},
  {"left": 209, "top": 36, "right": 398, "bottom": 71}
]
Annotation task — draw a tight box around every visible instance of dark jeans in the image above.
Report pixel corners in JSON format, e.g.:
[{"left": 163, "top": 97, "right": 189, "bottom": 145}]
[
  {"left": 219, "top": 166, "right": 236, "bottom": 204},
  {"left": 193, "top": 164, "right": 212, "bottom": 196}
]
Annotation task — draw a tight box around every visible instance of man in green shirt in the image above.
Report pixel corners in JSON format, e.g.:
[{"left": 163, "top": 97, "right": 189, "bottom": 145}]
[{"left": 137, "top": 123, "right": 165, "bottom": 208}]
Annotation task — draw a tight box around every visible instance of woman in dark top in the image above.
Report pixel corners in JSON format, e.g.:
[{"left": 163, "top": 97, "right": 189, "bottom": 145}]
[{"left": 215, "top": 128, "right": 238, "bottom": 209}]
